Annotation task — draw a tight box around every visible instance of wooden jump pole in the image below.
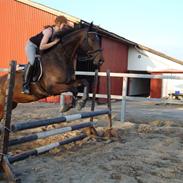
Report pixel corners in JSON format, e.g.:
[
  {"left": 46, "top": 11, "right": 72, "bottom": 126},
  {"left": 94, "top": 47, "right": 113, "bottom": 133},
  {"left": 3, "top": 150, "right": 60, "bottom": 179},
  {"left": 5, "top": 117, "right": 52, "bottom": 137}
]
[
  {"left": 8, "top": 134, "right": 86, "bottom": 164},
  {"left": 0, "top": 61, "right": 19, "bottom": 183},
  {"left": 9, "top": 121, "right": 96, "bottom": 146},
  {"left": 11, "top": 109, "right": 110, "bottom": 132}
]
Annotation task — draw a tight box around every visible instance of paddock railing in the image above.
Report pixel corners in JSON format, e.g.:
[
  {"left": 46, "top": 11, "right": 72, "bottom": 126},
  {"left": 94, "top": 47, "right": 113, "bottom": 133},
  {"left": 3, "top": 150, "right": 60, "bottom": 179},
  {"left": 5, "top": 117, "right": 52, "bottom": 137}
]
[
  {"left": 75, "top": 71, "right": 183, "bottom": 122},
  {"left": 1, "top": 67, "right": 183, "bottom": 122}
]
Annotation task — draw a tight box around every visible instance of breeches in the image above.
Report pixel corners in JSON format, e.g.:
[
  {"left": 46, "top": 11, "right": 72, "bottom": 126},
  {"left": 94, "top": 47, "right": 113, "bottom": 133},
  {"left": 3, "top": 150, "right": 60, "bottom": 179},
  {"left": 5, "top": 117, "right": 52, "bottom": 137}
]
[{"left": 25, "top": 40, "right": 38, "bottom": 65}]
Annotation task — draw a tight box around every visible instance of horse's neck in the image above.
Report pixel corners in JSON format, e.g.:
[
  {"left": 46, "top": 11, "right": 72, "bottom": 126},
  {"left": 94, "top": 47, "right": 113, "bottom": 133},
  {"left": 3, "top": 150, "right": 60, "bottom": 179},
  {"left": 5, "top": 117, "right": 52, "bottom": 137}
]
[
  {"left": 41, "top": 29, "right": 85, "bottom": 67},
  {"left": 62, "top": 30, "right": 85, "bottom": 62}
]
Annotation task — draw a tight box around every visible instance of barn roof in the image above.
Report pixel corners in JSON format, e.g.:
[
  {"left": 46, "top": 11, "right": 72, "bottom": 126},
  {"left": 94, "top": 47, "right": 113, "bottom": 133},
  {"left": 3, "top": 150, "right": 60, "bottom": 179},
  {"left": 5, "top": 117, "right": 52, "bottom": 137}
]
[{"left": 16, "top": 0, "right": 183, "bottom": 65}]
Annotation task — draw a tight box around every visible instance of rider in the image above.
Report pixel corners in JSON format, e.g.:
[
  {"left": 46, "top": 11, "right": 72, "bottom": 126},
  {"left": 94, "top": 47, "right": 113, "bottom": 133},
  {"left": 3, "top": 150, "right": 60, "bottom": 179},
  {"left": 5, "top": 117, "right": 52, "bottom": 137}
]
[{"left": 22, "top": 15, "right": 70, "bottom": 94}]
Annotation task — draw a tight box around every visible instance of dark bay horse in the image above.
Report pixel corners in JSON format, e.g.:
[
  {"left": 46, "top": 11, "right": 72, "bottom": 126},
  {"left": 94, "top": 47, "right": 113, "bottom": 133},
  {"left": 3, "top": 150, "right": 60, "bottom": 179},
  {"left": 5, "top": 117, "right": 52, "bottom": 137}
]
[{"left": 0, "top": 25, "right": 104, "bottom": 121}]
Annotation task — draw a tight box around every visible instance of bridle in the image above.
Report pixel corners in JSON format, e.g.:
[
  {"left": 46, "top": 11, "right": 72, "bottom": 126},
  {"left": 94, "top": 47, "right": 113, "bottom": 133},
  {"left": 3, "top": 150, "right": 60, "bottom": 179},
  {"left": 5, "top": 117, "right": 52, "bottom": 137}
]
[{"left": 78, "top": 31, "right": 103, "bottom": 62}]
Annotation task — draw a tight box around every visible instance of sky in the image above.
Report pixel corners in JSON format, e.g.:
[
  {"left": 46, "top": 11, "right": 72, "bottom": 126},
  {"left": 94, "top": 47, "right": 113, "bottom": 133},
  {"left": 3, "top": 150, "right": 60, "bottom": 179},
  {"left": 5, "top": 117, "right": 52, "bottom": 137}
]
[{"left": 33, "top": 0, "right": 183, "bottom": 60}]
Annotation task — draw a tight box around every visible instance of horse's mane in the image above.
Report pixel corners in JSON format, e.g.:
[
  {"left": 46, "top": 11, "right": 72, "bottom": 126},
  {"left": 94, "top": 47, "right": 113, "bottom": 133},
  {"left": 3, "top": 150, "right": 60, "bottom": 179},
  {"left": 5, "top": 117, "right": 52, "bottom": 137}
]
[{"left": 53, "top": 22, "right": 88, "bottom": 40}]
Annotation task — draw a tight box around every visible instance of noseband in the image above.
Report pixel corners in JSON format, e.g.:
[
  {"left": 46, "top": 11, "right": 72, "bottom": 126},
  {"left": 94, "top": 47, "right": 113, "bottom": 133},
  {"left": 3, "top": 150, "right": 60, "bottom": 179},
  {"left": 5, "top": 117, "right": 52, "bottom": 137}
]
[{"left": 78, "top": 31, "right": 103, "bottom": 62}]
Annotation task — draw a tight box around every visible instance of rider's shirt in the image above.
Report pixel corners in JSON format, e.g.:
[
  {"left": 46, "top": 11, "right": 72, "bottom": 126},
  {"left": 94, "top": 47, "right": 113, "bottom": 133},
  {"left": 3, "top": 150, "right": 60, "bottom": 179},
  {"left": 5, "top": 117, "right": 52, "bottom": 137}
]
[{"left": 30, "top": 26, "right": 54, "bottom": 48}]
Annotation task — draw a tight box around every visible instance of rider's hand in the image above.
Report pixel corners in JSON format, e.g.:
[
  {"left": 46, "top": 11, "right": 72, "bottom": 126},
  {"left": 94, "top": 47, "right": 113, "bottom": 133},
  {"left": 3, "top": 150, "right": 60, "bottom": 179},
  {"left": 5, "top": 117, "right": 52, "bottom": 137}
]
[{"left": 53, "top": 38, "right": 60, "bottom": 44}]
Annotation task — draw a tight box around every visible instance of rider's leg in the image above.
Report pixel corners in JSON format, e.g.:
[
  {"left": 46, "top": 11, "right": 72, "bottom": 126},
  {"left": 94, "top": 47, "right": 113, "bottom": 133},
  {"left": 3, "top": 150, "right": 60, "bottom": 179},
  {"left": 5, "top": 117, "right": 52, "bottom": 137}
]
[
  {"left": 22, "top": 63, "right": 33, "bottom": 94},
  {"left": 22, "top": 40, "right": 37, "bottom": 94}
]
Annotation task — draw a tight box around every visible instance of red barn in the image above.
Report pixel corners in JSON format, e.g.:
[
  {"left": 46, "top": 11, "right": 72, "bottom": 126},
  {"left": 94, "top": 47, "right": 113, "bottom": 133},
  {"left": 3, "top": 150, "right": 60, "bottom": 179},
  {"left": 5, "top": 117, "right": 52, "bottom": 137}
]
[{"left": 1, "top": 0, "right": 183, "bottom": 101}]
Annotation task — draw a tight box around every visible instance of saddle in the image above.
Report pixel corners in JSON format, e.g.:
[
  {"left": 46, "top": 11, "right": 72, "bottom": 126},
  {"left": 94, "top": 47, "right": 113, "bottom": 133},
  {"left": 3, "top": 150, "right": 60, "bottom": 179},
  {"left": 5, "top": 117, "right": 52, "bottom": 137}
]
[
  {"left": 31, "top": 57, "right": 42, "bottom": 82},
  {"left": 18, "top": 56, "right": 43, "bottom": 82}
]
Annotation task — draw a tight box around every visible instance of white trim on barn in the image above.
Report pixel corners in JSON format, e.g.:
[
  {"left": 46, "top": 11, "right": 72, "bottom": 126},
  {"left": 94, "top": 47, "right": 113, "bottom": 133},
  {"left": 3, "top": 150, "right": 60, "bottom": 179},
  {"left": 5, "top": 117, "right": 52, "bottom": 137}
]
[{"left": 16, "top": 0, "right": 80, "bottom": 23}]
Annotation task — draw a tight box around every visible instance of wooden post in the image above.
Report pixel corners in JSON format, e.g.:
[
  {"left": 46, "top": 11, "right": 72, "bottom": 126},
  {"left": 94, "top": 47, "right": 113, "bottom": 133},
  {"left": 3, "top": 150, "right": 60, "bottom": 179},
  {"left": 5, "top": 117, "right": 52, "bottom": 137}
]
[
  {"left": 120, "top": 77, "right": 128, "bottom": 122},
  {"left": 0, "top": 60, "right": 18, "bottom": 183},
  {"left": 90, "top": 69, "right": 98, "bottom": 121},
  {"left": 89, "top": 69, "right": 99, "bottom": 135},
  {"left": 106, "top": 70, "right": 112, "bottom": 128}
]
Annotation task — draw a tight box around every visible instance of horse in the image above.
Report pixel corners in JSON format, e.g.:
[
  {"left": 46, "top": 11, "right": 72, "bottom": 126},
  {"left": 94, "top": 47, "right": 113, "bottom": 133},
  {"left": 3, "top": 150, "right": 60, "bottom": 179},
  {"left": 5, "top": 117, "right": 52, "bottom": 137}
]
[{"left": 0, "top": 24, "right": 104, "bottom": 121}]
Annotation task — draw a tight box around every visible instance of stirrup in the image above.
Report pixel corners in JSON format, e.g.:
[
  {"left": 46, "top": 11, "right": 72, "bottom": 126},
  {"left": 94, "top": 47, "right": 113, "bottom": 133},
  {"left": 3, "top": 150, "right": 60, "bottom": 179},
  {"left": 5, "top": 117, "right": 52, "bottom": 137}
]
[{"left": 21, "top": 86, "right": 30, "bottom": 94}]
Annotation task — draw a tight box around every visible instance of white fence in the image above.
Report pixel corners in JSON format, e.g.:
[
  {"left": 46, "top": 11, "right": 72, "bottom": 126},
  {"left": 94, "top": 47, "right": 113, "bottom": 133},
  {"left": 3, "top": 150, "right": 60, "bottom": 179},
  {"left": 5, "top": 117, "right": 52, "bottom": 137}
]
[
  {"left": 1, "top": 68, "right": 183, "bottom": 122},
  {"left": 76, "top": 71, "right": 183, "bottom": 122}
]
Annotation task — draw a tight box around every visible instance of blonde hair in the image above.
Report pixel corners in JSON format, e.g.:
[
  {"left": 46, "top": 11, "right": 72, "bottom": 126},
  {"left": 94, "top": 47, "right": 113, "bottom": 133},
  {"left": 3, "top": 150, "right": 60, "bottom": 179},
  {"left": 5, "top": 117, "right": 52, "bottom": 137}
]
[{"left": 55, "top": 15, "right": 68, "bottom": 24}]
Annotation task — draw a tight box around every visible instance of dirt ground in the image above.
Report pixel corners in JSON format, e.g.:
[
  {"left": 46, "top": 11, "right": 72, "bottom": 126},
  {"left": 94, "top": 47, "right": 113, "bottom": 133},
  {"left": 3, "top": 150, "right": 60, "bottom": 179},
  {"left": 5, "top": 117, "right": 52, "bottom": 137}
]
[{"left": 0, "top": 100, "right": 183, "bottom": 183}]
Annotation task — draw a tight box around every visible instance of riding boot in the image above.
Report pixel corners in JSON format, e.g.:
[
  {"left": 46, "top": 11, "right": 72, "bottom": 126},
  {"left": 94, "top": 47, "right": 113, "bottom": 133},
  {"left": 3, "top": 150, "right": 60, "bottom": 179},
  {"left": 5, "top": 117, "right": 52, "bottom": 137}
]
[{"left": 22, "top": 63, "right": 33, "bottom": 94}]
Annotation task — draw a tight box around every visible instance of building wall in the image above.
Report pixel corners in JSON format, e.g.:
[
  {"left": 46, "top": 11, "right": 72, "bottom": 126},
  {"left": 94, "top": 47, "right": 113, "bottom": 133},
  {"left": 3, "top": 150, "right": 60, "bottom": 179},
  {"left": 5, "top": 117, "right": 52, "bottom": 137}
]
[
  {"left": 0, "top": 0, "right": 58, "bottom": 67},
  {"left": 98, "top": 37, "right": 128, "bottom": 97},
  {"left": 0, "top": 0, "right": 76, "bottom": 103},
  {"left": 150, "top": 73, "right": 162, "bottom": 98},
  {"left": 128, "top": 47, "right": 183, "bottom": 72},
  {"left": 0, "top": 0, "right": 129, "bottom": 102},
  {"left": 128, "top": 47, "right": 183, "bottom": 98}
]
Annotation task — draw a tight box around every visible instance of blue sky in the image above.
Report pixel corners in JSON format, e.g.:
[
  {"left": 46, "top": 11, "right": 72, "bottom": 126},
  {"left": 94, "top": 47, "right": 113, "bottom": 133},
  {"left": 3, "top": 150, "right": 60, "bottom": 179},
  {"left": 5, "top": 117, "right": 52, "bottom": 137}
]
[{"left": 33, "top": 0, "right": 183, "bottom": 60}]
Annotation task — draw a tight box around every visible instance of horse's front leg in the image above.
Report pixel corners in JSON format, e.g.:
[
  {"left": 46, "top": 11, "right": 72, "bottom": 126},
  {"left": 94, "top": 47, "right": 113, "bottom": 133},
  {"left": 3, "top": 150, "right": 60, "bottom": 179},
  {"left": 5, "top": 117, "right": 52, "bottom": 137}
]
[
  {"left": 60, "top": 88, "right": 78, "bottom": 113},
  {"left": 48, "top": 80, "right": 89, "bottom": 111},
  {"left": 60, "top": 79, "right": 89, "bottom": 111},
  {"left": 76, "top": 79, "right": 89, "bottom": 110},
  {"left": 64, "top": 79, "right": 89, "bottom": 110}
]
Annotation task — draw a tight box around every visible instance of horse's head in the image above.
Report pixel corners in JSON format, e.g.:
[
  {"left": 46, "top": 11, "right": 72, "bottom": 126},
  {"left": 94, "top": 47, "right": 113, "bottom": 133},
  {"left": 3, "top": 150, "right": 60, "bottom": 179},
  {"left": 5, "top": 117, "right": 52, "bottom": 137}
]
[
  {"left": 79, "top": 28, "right": 104, "bottom": 66},
  {"left": 52, "top": 24, "right": 104, "bottom": 66}
]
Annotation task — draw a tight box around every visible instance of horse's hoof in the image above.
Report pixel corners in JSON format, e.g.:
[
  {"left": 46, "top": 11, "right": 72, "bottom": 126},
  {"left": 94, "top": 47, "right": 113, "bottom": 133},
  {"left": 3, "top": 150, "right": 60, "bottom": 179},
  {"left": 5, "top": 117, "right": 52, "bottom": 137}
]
[{"left": 76, "top": 100, "right": 85, "bottom": 111}]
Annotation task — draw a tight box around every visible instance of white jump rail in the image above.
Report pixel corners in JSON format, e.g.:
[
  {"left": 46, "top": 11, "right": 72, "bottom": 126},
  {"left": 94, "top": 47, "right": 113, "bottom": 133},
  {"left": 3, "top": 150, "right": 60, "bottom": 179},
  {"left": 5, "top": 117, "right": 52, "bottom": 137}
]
[{"left": 0, "top": 68, "right": 9, "bottom": 72}]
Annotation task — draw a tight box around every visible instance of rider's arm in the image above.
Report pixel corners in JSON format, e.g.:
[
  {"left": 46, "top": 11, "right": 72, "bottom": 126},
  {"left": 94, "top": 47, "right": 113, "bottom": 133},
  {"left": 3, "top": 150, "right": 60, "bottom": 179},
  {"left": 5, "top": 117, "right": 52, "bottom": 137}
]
[
  {"left": 67, "top": 21, "right": 74, "bottom": 27},
  {"left": 39, "top": 28, "right": 59, "bottom": 50}
]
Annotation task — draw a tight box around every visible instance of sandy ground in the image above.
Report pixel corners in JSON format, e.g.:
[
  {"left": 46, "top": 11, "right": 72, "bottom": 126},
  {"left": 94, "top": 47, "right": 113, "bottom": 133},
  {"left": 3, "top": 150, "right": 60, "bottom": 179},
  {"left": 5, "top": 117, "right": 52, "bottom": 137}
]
[{"left": 0, "top": 100, "right": 183, "bottom": 183}]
